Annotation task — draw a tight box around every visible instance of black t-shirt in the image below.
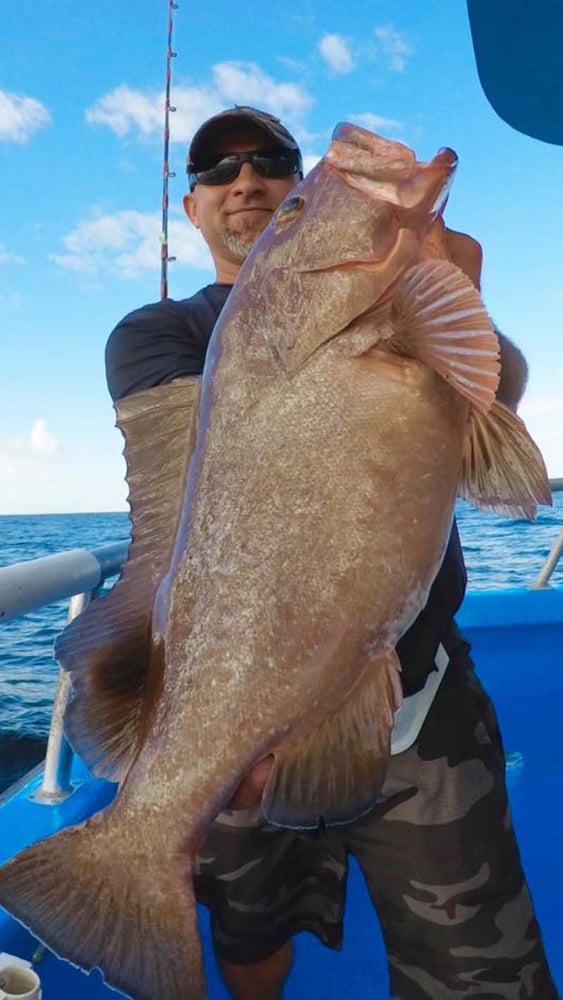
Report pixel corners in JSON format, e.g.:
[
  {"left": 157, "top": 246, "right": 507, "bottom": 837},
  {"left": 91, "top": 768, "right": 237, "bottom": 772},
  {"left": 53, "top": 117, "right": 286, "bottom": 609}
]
[
  {"left": 106, "top": 284, "right": 469, "bottom": 696},
  {"left": 106, "top": 284, "right": 231, "bottom": 399}
]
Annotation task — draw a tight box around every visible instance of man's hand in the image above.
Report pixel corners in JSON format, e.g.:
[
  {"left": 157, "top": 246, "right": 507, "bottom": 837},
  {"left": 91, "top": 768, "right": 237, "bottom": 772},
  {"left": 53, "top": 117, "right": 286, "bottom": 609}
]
[
  {"left": 228, "top": 755, "right": 274, "bottom": 809},
  {"left": 422, "top": 218, "right": 483, "bottom": 291},
  {"left": 444, "top": 226, "right": 483, "bottom": 291}
]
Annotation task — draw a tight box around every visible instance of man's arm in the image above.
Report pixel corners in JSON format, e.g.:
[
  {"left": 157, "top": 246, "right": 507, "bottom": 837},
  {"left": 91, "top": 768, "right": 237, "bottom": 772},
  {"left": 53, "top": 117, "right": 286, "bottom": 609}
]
[
  {"left": 494, "top": 328, "right": 528, "bottom": 412},
  {"left": 106, "top": 299, "right": 205, "bottom": 402}
]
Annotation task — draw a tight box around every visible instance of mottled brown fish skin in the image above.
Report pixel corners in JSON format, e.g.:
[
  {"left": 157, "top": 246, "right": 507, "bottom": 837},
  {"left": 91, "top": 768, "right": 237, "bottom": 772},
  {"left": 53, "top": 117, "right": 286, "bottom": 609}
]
[{"left": 128, "top": 129, "right": 462, "bottom": 820}]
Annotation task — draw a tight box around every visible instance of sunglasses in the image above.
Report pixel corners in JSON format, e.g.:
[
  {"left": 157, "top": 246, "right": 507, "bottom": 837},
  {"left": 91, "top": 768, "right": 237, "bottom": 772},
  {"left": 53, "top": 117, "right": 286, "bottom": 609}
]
[{"left": 188, "top": 150, "right": 302, "bottom": 190}]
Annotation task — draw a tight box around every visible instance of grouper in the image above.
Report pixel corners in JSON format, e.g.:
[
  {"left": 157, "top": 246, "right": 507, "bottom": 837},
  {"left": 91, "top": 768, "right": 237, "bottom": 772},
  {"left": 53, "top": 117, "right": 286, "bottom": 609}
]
[{"left": 0, "top": 124, "right": 550, "bottom": 999}]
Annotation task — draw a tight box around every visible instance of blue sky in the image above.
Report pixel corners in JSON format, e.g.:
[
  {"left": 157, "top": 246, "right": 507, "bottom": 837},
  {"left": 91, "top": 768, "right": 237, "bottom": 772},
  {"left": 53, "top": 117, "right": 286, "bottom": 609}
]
[{"left": 1, "top": 0, "right": 561, "bottom": 514}]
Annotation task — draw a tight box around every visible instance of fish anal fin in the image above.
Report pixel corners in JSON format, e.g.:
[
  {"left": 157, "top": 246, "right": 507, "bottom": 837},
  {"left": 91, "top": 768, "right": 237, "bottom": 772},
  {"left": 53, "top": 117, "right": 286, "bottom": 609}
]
[
  {"left": 55, "top": 377, "right": 200, "bottom": 781},
  {"left": 0, "top": 816, "right": 205, "bottom": 999},
  {"left": 460, "top": 399, "right": 552, "bottom": 518},
  {"left": 392, "top": 259, "right": 500, "bottom": 412},
  {"left": 262, "top": 648, "right": 402, "bottom": 830}
]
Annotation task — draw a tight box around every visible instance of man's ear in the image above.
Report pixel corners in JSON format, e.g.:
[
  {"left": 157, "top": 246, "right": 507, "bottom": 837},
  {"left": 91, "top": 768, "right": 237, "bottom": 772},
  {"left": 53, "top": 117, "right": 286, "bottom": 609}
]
[{"left": 183, "top": 192, "right": 199, "bottom": 228}]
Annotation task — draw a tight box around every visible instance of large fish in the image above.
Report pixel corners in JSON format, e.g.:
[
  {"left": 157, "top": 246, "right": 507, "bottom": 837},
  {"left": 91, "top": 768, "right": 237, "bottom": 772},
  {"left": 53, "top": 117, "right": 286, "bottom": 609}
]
[{"left": 0, "top": 124, "right": 550, "bottom": 999}]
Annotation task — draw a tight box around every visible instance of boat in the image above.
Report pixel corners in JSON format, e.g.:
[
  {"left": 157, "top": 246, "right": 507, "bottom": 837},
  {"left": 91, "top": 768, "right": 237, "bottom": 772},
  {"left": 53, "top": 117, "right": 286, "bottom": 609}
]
[
  {"left": 1, "top": 2, "right": 562, "bottom": 997},
  {"left": 1, "top": 494, "right": 562, "bottom": 996}
]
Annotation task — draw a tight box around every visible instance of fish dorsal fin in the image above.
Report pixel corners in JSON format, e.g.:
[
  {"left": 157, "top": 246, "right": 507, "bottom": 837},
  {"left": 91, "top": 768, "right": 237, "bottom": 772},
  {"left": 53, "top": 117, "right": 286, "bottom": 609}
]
[
  {"left": 262, "top": 647, "right": 402, "bottom": 829},
  {"left": 460, "top": 399, "right": 552, "bottom": 518},
  {"left": 392, "top": 259, "right": 500, "bottom": 412},
  {"left": 55, "top": 377, "right": 200, "bottom": 781}
]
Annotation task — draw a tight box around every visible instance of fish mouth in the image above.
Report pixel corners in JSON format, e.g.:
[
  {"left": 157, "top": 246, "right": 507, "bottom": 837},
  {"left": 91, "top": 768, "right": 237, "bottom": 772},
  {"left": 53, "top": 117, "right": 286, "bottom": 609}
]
[
  {"left": 293, "top": 255, "right": 396, "bottom": 276},
  {"left": 326, "top": 122, "right": 457, "bottom": 221}
]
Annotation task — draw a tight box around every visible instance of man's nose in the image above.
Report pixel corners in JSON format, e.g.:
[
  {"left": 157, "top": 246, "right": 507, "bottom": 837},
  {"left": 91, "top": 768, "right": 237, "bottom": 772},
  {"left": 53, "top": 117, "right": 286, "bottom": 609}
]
[{"left": 231, "top": 161, "right": 267, "bottom": 194}]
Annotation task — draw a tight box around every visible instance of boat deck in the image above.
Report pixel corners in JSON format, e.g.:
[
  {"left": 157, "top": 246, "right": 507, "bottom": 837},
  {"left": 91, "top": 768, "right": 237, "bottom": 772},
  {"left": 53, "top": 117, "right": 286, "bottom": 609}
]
[{"left": 1, "top": 588, "right": 562, "bottom": 997}]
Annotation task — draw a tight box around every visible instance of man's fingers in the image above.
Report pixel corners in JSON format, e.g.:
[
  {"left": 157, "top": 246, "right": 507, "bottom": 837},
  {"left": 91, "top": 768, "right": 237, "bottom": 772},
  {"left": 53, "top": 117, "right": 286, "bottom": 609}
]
[
  {"left": 422, "top": 219, "right": 483, "bottom": 291},
  {"left": 445, "top": 227, "right": 483, "bottom": 290},
  {"left": 228, "top": 755, "right": 274, "bottom": 809}
]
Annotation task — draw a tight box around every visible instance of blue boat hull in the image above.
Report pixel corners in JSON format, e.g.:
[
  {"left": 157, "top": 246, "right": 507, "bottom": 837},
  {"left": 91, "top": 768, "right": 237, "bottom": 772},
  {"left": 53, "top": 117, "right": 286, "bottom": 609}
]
[{"left": 1, "top": 587, "right": 562, "bottom": 997}]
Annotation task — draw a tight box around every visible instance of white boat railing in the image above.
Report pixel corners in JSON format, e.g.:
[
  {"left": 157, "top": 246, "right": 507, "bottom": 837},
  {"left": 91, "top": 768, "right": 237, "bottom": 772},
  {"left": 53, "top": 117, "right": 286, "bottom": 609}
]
[
  {"left": 1, "top": 480, "right": 562, "bottom": 804},
  {"left": 532, "top": 530, "right": 563, "bottom": 589},
  {"left": 0, "top": 542, "right": 128, "bottom": 803},
  {"left": 0, "top": 542, "right": 129, "bottom": 623}
]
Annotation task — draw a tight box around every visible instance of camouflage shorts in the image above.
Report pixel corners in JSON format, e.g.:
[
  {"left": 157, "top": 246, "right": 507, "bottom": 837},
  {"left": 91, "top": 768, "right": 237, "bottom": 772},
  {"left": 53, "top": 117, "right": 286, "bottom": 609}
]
[{"left": 194, "top": 656, "right": 557, "bottom": 999}]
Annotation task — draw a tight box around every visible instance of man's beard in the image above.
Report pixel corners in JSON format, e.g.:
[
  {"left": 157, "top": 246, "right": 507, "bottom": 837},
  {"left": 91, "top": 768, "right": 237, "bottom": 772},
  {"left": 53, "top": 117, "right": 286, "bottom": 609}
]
[{"left": 220, "top": 217, "right": 268, "bottom": 262}]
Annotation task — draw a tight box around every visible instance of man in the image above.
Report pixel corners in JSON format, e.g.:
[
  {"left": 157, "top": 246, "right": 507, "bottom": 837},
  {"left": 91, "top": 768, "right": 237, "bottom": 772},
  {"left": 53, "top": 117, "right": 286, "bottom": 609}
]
[{"left": 106, "top": 107, "right": 556, "bottom": 999}]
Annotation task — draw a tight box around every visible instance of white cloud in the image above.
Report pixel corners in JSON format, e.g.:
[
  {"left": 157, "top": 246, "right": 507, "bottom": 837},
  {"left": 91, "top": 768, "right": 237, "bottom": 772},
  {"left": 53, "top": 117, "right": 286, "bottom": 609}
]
[
  {"left": 318, "top": 34, "right": 355, "bottom": 75},
  {"left": 0, "top": 432, "right": 129, "bottom": 515},
  {"left": 0, "top": 89, "right": 51, "bottom": 143},
  {"left": 50, "top": 209, "right": 212, "bottom": 279},
  {"left": 30, "top": 418, "right": 58, "bottom": 456},
  {"left": 374, "top": 26, "right": 413, "bottom": 72},
  {"left": 350, "top": 112, "right": 404, "bottom": 134},
  {"left": 0, "top": 419, "right": 59, "bottom": 484},
  {"left": 85, "top": 85, "right": 164, "bottom": 137},
  {"left": 213, "top": 62, "right": 311, "bottom": 118},
  {"left": 86, "top": 62, "right": 313, "bottom": 147},
  {"left": 87, "top": 83, "right": 224, "bottom": 147},
  {"left": 302, "top": 152, "right": 322, "bottom": 175},
  {"left": 277, "top": 55, "right": 308, "bottom": 76},
  {"left": 0, "top": 244, "right": 25, "bottom": 264}
]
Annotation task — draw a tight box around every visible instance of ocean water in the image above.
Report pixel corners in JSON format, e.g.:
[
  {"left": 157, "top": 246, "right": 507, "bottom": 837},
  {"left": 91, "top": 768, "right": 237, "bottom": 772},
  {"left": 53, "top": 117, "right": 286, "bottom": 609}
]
[
  {"left": 0, "top": 497, "right": 562, "bottom": 793},
  {"left": 0, "top": 513, "right": 130, "bottom": 792}
]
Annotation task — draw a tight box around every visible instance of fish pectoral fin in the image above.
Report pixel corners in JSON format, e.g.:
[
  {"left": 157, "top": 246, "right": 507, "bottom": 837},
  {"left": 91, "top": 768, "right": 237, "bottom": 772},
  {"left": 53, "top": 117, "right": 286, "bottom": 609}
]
[
  {"left": 391, "top": 259, "right": 500, "bottom": 412},
  {"left": 0, "top": 817, "right": 205, "bottom": 1000},
  {"left": 460, "top": 399, "right": 552, "bottom": 518},
  {"left": 262, "top": 647, "right": 402, "bottom": 830},
  {"left": 56, "top": 377, "right": 200, "bottom": 782}
]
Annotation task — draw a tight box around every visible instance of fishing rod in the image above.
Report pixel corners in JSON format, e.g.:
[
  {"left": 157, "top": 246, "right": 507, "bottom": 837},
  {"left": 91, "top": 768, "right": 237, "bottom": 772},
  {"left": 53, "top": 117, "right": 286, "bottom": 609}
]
[{"left": 160, "top": 0, "right": 178, "bottom": 300}]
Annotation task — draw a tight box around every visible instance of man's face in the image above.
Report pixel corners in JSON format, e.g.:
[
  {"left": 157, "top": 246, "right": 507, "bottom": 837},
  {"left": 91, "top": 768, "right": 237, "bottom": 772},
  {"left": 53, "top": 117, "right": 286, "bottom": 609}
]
[{"left": 184, "top": 126, "right": 299, "bottom": 281}]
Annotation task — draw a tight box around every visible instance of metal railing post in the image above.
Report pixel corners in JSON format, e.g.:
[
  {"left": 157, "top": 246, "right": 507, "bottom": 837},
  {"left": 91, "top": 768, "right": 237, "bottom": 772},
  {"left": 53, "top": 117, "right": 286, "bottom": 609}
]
[
  {"left": 532, "top": 527, "right": 563, "bottom": 589},
  {"left": 32, "top": 590, "right": 95, "bottom": 803}
]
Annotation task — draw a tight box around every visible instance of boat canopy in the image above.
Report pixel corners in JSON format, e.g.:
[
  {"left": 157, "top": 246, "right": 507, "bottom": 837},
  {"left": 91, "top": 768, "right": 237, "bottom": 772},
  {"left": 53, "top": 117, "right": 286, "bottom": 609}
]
[{"left": 467, "top": 0, "right": 563, "bottom": 145}]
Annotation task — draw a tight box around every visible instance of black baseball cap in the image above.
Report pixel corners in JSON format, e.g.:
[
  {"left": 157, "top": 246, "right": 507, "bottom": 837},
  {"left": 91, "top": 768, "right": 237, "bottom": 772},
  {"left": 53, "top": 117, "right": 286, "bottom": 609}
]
[{"left": 187, "top": 105, "right": 303, "bottom": 173}]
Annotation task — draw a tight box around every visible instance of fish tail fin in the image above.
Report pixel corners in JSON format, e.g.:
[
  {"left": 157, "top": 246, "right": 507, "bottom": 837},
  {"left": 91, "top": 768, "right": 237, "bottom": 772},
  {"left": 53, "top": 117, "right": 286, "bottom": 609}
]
[{"left": 0, "top": 815, "right": 206, "bottom": 1000}]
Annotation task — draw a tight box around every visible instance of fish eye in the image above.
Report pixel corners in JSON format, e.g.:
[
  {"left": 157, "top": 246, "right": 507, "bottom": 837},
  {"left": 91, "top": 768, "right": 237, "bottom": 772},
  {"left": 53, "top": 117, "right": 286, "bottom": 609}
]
[{"left": 277, "top": 195, "right": 305, "bottom": 220}]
